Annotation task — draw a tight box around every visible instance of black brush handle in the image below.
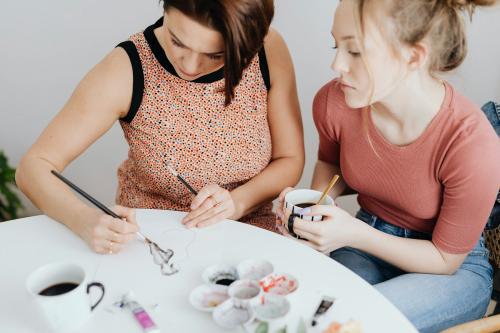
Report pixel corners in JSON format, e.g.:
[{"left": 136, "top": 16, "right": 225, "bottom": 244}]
[
  {"left": 177, "top": 175, "right": 198, "bottom": 195},
  {"left": 51, "top": 170, "right": 121, "bottom": 219}
]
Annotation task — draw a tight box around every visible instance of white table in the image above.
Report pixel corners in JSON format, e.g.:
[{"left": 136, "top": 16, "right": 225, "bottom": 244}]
[{"left": 0, "top": 209, "right": 418, "bottom": 333}]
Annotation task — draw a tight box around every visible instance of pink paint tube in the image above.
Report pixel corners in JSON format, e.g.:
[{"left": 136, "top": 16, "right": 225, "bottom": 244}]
[{"left": 122, "top": 292, "right": 160, "bottom": 333}]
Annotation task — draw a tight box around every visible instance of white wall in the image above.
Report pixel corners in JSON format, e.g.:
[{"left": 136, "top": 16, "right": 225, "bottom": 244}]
[{"left": 2, "top": 0, "right": 500, "bottom": 217}]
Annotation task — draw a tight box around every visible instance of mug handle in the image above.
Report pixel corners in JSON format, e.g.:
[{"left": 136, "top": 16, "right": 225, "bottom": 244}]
[
  {"left": 87, "top": 282, "right": 105, "bottom": 311},
  {"left": 287, "top": 213, "right": 300, "bottom": 238}
]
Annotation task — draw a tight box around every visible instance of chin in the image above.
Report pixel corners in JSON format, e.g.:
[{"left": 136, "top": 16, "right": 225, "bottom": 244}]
[{"left": 344, "top": 94, "right": 369, "bottom": 109}]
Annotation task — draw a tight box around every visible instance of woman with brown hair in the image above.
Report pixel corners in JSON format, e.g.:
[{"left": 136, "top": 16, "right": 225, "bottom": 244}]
[
  {"left": 16, "top": 0, "right": 304, "bottom": 254},
  {"left": 276, "top": 0, "right": 499, "bottom": 331}
]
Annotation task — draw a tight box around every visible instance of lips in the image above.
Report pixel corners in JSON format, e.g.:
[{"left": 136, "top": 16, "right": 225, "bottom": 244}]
[{"left": 339, "top": 80, "right": 355, "bottom": 90}]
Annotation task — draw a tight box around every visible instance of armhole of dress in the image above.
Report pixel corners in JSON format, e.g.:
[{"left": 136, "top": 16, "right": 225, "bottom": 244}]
[
  {"left": 258, "top": 46, "right": 271, "bottom": 91},
  {"left": 116, "top": 41, "right": 144, "bottom": 123}
]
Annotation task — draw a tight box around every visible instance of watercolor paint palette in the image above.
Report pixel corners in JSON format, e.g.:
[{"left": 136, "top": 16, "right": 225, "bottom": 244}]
[{"left": 189, "top": 259, "right": 298, "bottom": 329}]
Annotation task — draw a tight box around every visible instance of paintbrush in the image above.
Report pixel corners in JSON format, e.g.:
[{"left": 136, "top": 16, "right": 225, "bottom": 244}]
[
  {"left": 164, "top": 162, "right": 198, "bottom": 195},
  {"left": 51, "top": 170, "right": 155, "bottom": 246},
  {"left": 316, "top": 174, "right": 340, "bottom": 205}
]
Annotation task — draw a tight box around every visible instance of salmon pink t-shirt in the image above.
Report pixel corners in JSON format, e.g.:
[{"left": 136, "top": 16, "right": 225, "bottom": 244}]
[{"left": 313, "top": 79, "right": 500, "bottom": 254}]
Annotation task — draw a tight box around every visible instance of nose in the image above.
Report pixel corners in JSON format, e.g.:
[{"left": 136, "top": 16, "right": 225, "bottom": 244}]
[
  {"left": 181, "top": 52, "right": 202, "bottom": 75},
  {"left": 331, "top": 50, "right": 349, "bottom": 74}
]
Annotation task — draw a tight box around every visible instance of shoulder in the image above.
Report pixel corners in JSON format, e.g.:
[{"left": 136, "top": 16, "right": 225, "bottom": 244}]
[
  {"left": 261, "top": 28, "right": 293, "bottom": 86},
  {"left": 313, "top": 79, "right": 348, "bottom": 120},
  {"left": 83, "top": 45, "right": 135, "bottom": 118},
  {"left": 440, "top": 85, "right": 500, "bottom": 180},
  {"left": 446, "top": 84, "right": 498, "bottom": 145}
]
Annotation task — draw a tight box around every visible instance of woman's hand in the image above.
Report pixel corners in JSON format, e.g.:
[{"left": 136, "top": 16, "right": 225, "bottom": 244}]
[
  {"left": 288, "top": 205, "right": 363, "bottom": 254},
  {"left": 274, "top": 187, "right": 295, "bottom": 233},
  {"left": 77, "top": 205, "right": 139, "bottom": 254},
  {"left": 182, "top": 184, "right": 236, "bottom": 228}
]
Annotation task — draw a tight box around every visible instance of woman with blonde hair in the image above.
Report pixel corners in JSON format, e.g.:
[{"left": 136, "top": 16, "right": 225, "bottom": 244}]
[{"left": 277, "top": 0, "right": 500, "bottom": 331}]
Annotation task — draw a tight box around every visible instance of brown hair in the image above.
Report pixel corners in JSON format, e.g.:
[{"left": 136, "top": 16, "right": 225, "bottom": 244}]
[{"left": 161, "top": 0, "right": 274, "bottom": 106}]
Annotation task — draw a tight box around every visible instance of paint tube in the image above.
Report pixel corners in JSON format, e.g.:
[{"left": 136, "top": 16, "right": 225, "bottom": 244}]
[
  {"left": 311, "top": 296, "right": 335, "bottom": 327},
  {"left": 121, "top": 291, "right": 160, "bottom": 333}
]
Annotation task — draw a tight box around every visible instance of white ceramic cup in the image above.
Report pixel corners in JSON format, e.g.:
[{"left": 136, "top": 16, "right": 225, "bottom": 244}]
[
  {"left": 284, "top": 189, "right": 334, "bottom": 221},
  {"left": 283, "top": 189, "right": 334, "bottom": 238},
  {"left": 26, "top": 262, "right": 105, "bottom": 332}
]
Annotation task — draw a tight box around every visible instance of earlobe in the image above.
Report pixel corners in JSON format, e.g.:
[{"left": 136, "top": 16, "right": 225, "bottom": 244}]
[{"left": 408, "top": 42, "right": 429, "bottom": 70}]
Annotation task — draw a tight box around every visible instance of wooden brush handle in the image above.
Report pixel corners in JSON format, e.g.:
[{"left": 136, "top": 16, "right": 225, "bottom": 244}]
[{"left": 317, "top": 175, "right": 340, "bottom": 205}]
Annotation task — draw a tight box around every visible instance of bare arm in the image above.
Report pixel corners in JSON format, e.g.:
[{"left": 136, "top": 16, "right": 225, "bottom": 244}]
[
  {"left": 16, "top": 47, "right": 139, "bottom": 253},
  {"left": 183, "top": 28, "right": 305, "bottom": 227},
  {"left": 306, "top": 166, "right": 468, "bottom": 274},
  {"left": 352, "top": 222, "right": 467, "bottom": 274},
  {"left": 230, "top": 28, "right": 305, "bottom": 218},
  {"left": 311, "top": 160, "right": 347, "bottom": 199}
]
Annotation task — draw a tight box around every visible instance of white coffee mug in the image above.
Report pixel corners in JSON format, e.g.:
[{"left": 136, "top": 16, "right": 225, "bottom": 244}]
[
  {"left": 283, "top": 189, "right": 334, "bottom": 238},
  {"left": 26, "top": 262, "right": 105, "bottom": 332}
]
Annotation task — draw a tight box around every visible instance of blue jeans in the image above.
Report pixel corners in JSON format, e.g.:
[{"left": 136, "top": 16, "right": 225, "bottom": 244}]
[
  {"left": 481, "top": 101, "right": 500, "bottom": 230},
  {"left": 330, "top": 209, "right": 493, "bottom": 333}
]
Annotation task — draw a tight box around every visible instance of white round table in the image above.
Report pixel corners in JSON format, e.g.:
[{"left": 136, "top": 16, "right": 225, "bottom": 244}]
[{"left": 0, "top": 209, "right": 418, "bottom": 332}]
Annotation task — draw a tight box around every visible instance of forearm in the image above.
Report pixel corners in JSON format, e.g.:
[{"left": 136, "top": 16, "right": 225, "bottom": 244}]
[
  {"left": 311, "top": 160, "right": 348, "bottom": 199},
  {"left": 16, "top": 154, "right": 92, "bottom": 232},
  {"left": 350, "top": 220, "right": 458, "bottom": 274},
  {"left": 230, "top": 155, "right": 304, "bottom": 219}
]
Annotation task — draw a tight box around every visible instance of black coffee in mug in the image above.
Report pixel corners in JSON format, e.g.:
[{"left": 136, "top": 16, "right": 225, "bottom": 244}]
[
  {"left": 38, "top": 282, "right": 79, "bottom": 296},
  {"left": 296, "top": 202, "right": 315, "bottom": 208}
]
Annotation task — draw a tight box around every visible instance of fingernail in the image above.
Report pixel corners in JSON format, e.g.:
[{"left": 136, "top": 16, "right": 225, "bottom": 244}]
[{"left": 301, "top": 208, "right": 311, "bottom": 215}]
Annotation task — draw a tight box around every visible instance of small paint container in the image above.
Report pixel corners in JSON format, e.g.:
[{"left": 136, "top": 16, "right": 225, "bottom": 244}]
[
  {"left": 227, "top": 279, "right": 261, "bottom": 309},
  {"left": 237, "top": 259, "right": 274, "bottom": 281},
  {"left": 254, "top": 293, "right": 290, "bottom": 320},
  {"left": 212, "top": 298, "right": 254, "bottom": 329},
  {"left": 189, "top": 284, "right": 230, "bottom": 312},
  {"left": 202, "top": 264, "right": 239, "bottom": 293},
  {"left": 259, "top": 273, "right": 299, "bottom": 296}
]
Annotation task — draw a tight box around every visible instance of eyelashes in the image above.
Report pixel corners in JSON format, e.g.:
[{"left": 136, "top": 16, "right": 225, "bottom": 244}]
[
  {"left": 332, "top": 46, "right": 361, "bottom": 57},
  {"left": 171, "top": 38, "right": 223, "bottom": 61}
]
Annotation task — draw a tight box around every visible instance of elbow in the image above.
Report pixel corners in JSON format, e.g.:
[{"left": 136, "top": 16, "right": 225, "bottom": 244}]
[
  {"left": 433, "top": 258, "right": 462, "bottom": 275},
  {"left": 442, "top": 262, "right": 461, "bottom": 275},
  {"left": 290, "top": 154, "right": 305, "bottom": 185},
  {"left": 439, "top": 266, "right": 459, "bottom": 276},
  {"left": 15, "top": 155, "right": 29, "bottom": 195},
  {"left": 273, "top": 152, "right": 304, "bottom": 186}
]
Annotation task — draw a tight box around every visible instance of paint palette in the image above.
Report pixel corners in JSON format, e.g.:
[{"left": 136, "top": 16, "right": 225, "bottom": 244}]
[
  {"left": 189, "top": 259, "right": 299, "bottom": 329},
  {"left": 189, "top": 285, "right": 230, "bottom": 312}
]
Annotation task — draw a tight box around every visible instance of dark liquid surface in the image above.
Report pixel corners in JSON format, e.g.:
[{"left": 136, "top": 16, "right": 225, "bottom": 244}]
[
  {"left": 215, "top": 278, "right": 236, "bottom": 286},
  {"left": 38, "top": 282, "right": 79, "bottom": 296},
  {"left": 296, "top": 202, "right": 315, "bottom": 208}
]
